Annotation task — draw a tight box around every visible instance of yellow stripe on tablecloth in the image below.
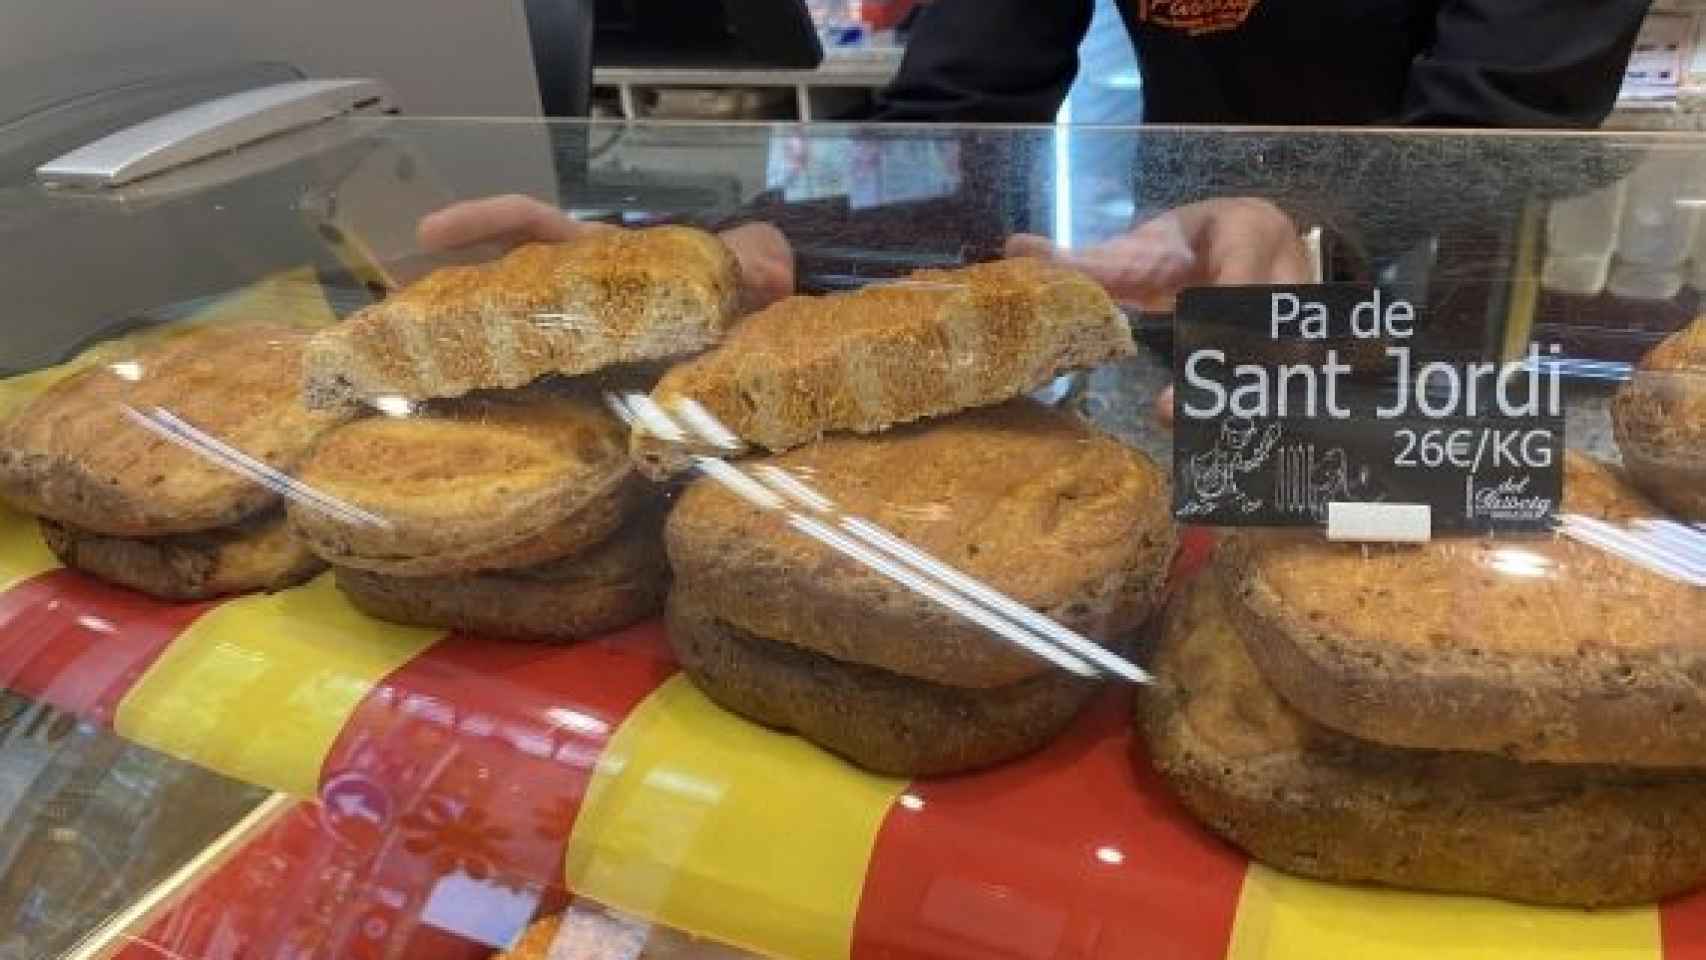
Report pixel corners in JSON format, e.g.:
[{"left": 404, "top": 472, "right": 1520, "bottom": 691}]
[
  {"left": 114, "top": 574, "right": 439, "bottom": 797},
  {"left": 1227, "top": 864, "right": 1660, "bottom": 960},
  {"left": 566, "top": 676, "right": 907, "bottom": 960},
  {"left": 0, "top": 504, "right": 58, "bottom": 591}
]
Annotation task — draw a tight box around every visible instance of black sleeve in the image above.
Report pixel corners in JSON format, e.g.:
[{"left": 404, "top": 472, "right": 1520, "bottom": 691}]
[
  {"left": 871, "top": 0, "right": 1094, "bottom": 123},
  {"left": 1401, "top": 0, "right": 1649, "bottom": 128}
]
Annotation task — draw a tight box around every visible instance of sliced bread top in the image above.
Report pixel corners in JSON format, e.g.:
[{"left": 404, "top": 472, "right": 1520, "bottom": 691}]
[
  {"left": 632, "top": 257, "right": 1134, "bottom": 478},
  {"left": 303, "top": 225, "right": 739, "bottom": 409}
]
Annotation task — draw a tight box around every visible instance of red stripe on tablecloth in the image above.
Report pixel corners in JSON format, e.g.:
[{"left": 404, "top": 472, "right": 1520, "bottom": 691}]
[
  {"left": 115, "top": 801, "right": 499, "bottom": 960},
  {"left": 316, "top": 620, "right": 678, "bottom": 891},
  {"left": 851, "top": 527, "right": 1238, "bottom": 960},
  {"left": 1662, "top": 890, "right": 1706, "bottom": 960},
  {"left": 851, "top": 688, "right": 1248, "bottom": 960},
  {"left": 0, "top": 569, "right": 211, "bottom": 724},
  {"left": 116, "top": 802, "right": 579, "bottom": 960},
  {"left": 121, "top": 621, "right": 676, "bottom": 960}
]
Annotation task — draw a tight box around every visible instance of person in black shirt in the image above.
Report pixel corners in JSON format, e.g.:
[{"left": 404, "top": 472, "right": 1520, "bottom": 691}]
[{"left": 876, "top": 0, "right": 1648, "bottom": 127}]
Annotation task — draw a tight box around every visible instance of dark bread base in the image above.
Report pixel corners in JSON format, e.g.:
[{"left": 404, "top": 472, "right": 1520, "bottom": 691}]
[
  {"left": 41, "top": 512, "right": 323, "bottom": 601},
  {"left": 337, "top": 564, "right": 664, "bottom": 642},
  {"left": 666, "top": 590, "right": 1098, "bottom": 777},
  {"left": 1137, "top": 574, "right": 1706, "bottom": 907},
  {"left": 334, "top": 515, "right": 667, "bottom": 641}
]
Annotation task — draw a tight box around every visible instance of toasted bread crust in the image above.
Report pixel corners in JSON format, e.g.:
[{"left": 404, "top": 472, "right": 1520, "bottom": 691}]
[
  {"left": 668, "top": 590, "right": 1098, "bottom": 776},
  {"left": 289, "top": 391, "right": 638, "bottom": 576},
  {"left": 304, "top": 227, "right": 738, "bottom": 409},
  {"left": 0, "top": 326, "right": 347, "bottom": 536},
  {"left": 665, "top": 400, "right": 1175, "bottom": 688},
  {"left": 1138, "top": 572, "right": 1706, "bottom": 907},
  {"left": 1222, "top": 454, "right": 1706, "bottom": 767},
  {"left": 42, "top": 511, "right": 323, "bottom": 601},
  {"left": 632, "top": 257, "right": 1135, "bottom": 477},
  {"left": 335, "top": 508, "right": 667, "bottom": 639},
  {"left": 1613, "top": 315, "right": 1706, "bottom": 521}
]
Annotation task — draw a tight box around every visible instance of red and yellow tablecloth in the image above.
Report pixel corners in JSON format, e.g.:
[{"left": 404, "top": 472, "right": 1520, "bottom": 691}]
[{"left": 5, "top": 275, "right": 1706, "bottom": 960}]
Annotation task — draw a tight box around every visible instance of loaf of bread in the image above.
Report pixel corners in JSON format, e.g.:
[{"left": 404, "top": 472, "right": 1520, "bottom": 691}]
[
  {"left": 1138, "top": 572, "right": 1706, "bottom": 907},
  {"left": 1221, "top": 453, "right": 1706, "bottom": 767},
  {"left": 41, "top": 510, "right": 323, "bottom": 601},
  {"left": 335, "top": 508, "right": 667, "bottom": 639},
  {"left": 289, "top": 390, "right": 638, "bottom": 576},
  {"left": 1613, "top": 314, "right": 1706, "bottom": 520},
  {"left": 665, "top": 400, "right": 1175, "bottom": 688},
  {"left": 669, "top": 590, "right": 1097, "bottom": 776},
  {"left": 303, "top": 226, "right": 740, "bottom": 410},
  {"left": 0, "top": 325, "right": 347, "bottom": 536},
  {"left": 631, "top": 258, "right": 1135, "bottom": 477}
]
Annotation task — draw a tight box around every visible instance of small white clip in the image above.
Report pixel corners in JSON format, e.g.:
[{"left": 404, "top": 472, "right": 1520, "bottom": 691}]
[{"left": 1326, "top": 502, "right": 1432, "bottom": 543}]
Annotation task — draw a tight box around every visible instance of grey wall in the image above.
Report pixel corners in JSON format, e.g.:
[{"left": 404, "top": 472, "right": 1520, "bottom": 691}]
[{"left": 0, "top": 0, "right": 544, "bottom": 116}]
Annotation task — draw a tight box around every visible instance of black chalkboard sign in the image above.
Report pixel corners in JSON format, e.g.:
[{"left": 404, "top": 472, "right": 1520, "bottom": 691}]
[{"left": 1172, "top": 285, "right": 1563, "bottom": 531}]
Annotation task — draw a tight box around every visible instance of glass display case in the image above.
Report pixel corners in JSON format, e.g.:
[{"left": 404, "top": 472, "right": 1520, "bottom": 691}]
[{"left": 0, "top": 111, "right": 1702, "bottom": 960}]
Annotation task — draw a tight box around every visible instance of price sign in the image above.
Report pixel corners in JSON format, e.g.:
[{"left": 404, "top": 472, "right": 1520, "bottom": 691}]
[{"left": 1172, "top": 285, "right": 1564, "bottom": 531}]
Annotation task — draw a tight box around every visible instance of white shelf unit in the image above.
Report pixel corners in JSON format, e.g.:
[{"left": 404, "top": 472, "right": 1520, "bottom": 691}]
[{"left": 591, "top": 48, "right": 904, "bottom": 121}]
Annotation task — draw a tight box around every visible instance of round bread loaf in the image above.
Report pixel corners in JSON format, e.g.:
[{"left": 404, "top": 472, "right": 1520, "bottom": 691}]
[
  {"left": 664, "top": 399, "right": 1176, "bottom": 688},
  {"left": 1221, "top": 453, "right": 1706, "bottom": 767},
  {"left": 41, "top": 509, "right": 323, "bottom": 601},
  {"left": 0, "top": 325, "right": 348, "bottom": 536},
  {"left": 1613, "top": 315, "right": 1706, "bottom": 521},
  {"left": 1138, "top": 571, "right": 1706, "bottom": 907},
  {"left": 667, "top": 590, "right": 1098, "bottom": 776},
  {"left": 335, "top": 508, "right": 667, "bottom": 639},
  {"left": 290, "top": 390, "right": 637, "bottom": 576}
]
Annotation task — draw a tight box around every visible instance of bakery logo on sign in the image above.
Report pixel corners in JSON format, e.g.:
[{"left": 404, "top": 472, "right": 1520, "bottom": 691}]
[
  {"left": 1137, "top": 0, "right": 1260, "bottom": 35},
  {"left": 1172, "top": 285, "right": 1565, "bottom": 531}
]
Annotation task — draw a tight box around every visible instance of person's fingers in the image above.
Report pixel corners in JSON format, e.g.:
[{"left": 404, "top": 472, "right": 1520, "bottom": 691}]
[
  {"left": 1155, "top": 384, "right": 1175, "bottom": 430},
  {"left": 1205, "top": 241, "right": 1281, "bottom": 286},
  {"left": 1269, "top": 240, "right": 1314, "bottom": 285},
  {"left": 719, "top": 222, "right": 796, "bottom": 313},
  {"left": 1105, "top": 217, "right": 1198, "bottom": 309},
  {"left": 1197, "top": 204, "right": 1310, "bottom": 287},
  {"left": 416, "top": 194, "right": 608, "bottom": 253},
  {"left": 1005, "top": 229, "right": 1195, "bottom": 309}
]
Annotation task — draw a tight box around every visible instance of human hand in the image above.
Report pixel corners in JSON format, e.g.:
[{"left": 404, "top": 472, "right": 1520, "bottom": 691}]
[
  {"left": 417, "top": 194, "right": 796, "bottom": 313},
  {"left": 1006, "top": 198, "right": 1312, "bottom": 427}
]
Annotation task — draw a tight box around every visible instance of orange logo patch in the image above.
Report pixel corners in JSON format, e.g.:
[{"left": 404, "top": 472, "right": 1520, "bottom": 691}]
[{"left": 1138, "top": 0, "right": 1260, "bottom": 35}]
